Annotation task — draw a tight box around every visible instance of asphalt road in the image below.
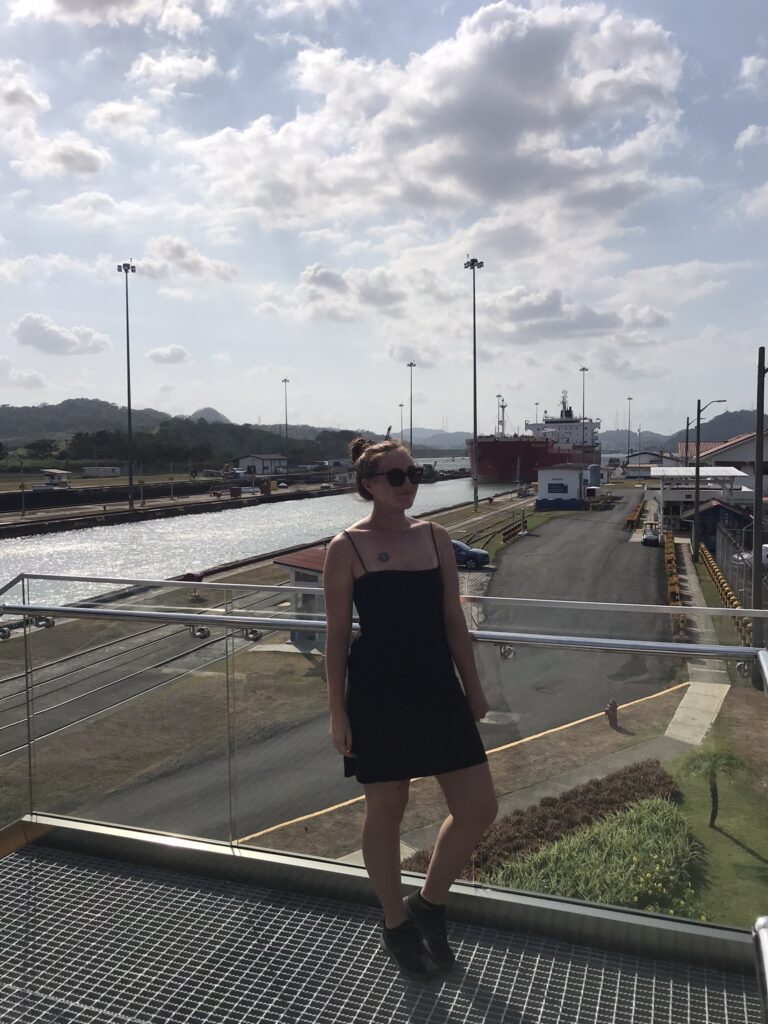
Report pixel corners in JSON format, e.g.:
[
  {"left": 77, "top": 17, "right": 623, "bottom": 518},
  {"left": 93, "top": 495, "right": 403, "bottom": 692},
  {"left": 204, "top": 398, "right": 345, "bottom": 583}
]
[{"left": 75, "top": 490, "right": 678, "bottom": 844}]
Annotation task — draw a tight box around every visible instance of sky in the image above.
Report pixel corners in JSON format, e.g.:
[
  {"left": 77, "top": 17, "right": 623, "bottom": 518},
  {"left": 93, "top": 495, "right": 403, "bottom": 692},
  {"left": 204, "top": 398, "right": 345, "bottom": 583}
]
[{"left": 0, "top": 0, "right": 767, "bottom": 438}]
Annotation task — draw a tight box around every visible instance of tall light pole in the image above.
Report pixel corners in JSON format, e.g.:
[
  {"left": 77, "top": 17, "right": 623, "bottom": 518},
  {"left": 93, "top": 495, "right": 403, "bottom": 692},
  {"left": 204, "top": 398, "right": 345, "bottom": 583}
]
[
  {"left": 464, "top": 254, "right": 484, "bottom": 512},
  {"left": 693, "top": 398, "right": 727, "bottom": 562},
  {"left": 117, "top": 259, "right": 137, "bottom": 511},
  {"left": 281, "top": 378, "right": 289, "bottom": 453},
  {"left": 495, "top": 393, "right": 501, "bottom": 435},
  {"left": 580, "top": 366, "right": 588, "bottom": 449},
  {"left": 407, "top": 361, "right": 416, "bottom": 450},
  {"left": 684, "top": 416, "right": 691, "bottom": 467},
  {"left": 399, "top": 402, "right": 404, "bottom": 441},
  {"left": 626, "top": 396, "right": 633, "bottom": 470}
]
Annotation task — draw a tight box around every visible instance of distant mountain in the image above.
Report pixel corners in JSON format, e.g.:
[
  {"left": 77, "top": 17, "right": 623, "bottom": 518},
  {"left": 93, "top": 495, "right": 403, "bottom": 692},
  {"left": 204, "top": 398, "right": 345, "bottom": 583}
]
[
  {"left": 189, "top": 407, "right": 231, "bottom": 424},
  {"left": 665, "top": 409, "right": 767, "bottom": 446},
  {"left": 599, "top": 429, "right": 669, "bottom": 453},
  {"left": 0, "top": 398, "right": 170, "bottom": 446},
  {"left": 410, "top": 428, "right": 471, "bottom": 449}
]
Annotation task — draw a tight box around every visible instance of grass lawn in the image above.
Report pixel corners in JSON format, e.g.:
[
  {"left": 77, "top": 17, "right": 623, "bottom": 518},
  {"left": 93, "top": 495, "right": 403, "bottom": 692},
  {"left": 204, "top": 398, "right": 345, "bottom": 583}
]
[
  {"left": 667, "top": 770, "right": 768, "bottom": 928},
  {"left": 667, "top": 687, "right": 768, "bottom": 928}
]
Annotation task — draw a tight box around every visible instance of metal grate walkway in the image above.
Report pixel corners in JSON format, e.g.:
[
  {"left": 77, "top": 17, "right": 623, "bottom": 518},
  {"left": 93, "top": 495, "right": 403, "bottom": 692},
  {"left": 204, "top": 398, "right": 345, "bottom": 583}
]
[{"left": 0, "top": 846, "right": 762, "bottom": 1023}]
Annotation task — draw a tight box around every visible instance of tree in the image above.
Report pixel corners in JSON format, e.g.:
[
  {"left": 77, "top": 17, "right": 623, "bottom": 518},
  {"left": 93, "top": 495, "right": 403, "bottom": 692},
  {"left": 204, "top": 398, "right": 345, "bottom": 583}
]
[
  {"left": 26, "top": 438, "right": 57, "bottom": 458},
  {"left": 678, "top": 746, "right": 747, "bottom": 827}
]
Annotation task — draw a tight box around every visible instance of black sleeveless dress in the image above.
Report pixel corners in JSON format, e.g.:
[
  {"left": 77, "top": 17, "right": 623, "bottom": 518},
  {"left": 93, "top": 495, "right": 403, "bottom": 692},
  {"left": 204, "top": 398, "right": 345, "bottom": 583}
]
[{"left": 342, "top": 525, "right": 488, "bottom": 785}]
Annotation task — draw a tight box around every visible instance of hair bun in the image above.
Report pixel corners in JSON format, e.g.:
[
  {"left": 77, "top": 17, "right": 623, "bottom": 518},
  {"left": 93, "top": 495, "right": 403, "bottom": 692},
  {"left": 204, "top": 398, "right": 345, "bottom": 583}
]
[{"left": 349, "top": 436, "right": 373, "bottom": 462}]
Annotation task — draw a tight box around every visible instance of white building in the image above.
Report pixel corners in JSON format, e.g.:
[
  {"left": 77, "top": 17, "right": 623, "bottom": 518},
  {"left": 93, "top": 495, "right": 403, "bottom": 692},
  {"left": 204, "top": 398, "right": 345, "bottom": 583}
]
[
  {"left": 233, "top": 453, "right": 287, "bottom": 475},
  {"left": 536, "top": 465, "right": 592, "bottom": 509}
]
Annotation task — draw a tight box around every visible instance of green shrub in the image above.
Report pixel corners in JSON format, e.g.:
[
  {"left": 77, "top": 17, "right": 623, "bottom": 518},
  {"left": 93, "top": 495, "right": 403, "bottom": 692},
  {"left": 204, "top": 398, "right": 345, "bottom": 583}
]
[
  {"left": 479, "top": 798, "right": 704, "bottom": 919},
  {"left": 402, "top": 760, "right": 678, "bottom": 877}
]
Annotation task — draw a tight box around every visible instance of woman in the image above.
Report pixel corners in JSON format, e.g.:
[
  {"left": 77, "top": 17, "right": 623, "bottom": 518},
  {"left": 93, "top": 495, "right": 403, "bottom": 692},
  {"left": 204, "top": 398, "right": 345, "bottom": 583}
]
[{"left": 323, "top": 437, "right": 498, "bottom": 980}]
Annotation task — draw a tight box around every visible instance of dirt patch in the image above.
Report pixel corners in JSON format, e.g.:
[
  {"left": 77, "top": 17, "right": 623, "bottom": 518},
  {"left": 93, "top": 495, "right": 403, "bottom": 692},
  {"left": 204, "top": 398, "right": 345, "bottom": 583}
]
[
  {"left": 711, "top": 687, "right": 768, "bottom": 797},
  {"left": 248, "top": 687, "right": 686, "bottom": 860}
]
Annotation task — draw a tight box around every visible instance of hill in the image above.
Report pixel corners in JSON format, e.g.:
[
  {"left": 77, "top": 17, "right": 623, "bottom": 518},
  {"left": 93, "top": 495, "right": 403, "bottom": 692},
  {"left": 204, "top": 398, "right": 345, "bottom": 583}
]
[
  {"left": 0, "top": 398, "right": 170, "bottom": 446},
  {"left": 664, "top": 409, "right": 767, "bottom": 446},
  {"left": 599, "top": 429, "right": 668, "bottom": 453},
  {"left": 188, "top": 407, "right": 231, "bottom": 424}
]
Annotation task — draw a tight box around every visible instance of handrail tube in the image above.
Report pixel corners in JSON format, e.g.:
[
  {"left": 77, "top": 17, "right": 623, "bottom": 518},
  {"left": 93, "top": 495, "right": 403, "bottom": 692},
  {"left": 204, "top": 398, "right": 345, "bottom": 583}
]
[
  {"left": 16, "top": 573, "right": 768, "bottom": 618},
  {"left": 754, "top": 916, "right": 768, "bottom": 1024},
  {"left": 758, "top": 650, "right": 768, "bottom": 696},
  {"left": 0, "top": 601, "right": 760, "bottom": 659},
  {"left": 0, "top": 574, "right": 24, "bottom": 599}
]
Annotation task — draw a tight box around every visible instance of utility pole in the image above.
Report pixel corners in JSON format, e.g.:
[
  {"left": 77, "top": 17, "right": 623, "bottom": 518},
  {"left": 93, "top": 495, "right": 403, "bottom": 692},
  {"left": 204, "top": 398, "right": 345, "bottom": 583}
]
[
  {"left": 399, "top": 403, "right": 404, "bottom": 442},
  {"left": 753, "top": 348, "right": 766, "bottom": 666},
  {"left": 407, "top": 362, "right": 416, "bottom": 450},
  {"left": 693, "top": 398, "right": 727, "bottom": 562},
  {"left": 580, "top": 366, "right": 588, "bottom": 448},
  {"left": 626, "top": 396, "right": 633, "bottom": 471},
  {"left": 281, "top": 378, "right": 289, "bottom": 453},
  {"left": 684, "top": 416, "right": 690, "bottom": 467},
  {"left": 117, "top": 260, "right": 137, "bottom": 511},
  {"left": 464, "top": 254, "right": 484, "bottom": 512}
]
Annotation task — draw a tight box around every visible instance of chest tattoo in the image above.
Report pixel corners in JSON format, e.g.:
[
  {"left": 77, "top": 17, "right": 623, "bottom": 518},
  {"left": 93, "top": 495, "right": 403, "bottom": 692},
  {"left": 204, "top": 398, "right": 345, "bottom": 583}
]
[{"left": 376, "top": 551, "right": 390, "bottom": 563}]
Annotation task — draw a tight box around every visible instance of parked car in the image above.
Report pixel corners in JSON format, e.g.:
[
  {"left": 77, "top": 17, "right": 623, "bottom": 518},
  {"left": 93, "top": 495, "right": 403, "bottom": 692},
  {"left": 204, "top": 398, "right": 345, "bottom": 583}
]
[
  {"left": 641, "top": 527, "right": 660, "bottom": 547},
  {"left": 277, "top": 481, "right": 289, "bottom": 489},
  {"left": 319, "top": 483, "right": 332, "bottom": 490},
  {"left": 451, "top": 540, "right": 490, "bottom": 570}
]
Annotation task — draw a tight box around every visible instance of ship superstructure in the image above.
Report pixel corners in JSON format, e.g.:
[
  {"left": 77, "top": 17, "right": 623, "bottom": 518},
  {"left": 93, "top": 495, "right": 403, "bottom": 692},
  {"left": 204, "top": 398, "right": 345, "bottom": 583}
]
[
  {"left": 467, "top": 390, "right": 601, "bottom": 484},
  {"left": 525, "top": 390, "right": 600, "bottom": 448}
]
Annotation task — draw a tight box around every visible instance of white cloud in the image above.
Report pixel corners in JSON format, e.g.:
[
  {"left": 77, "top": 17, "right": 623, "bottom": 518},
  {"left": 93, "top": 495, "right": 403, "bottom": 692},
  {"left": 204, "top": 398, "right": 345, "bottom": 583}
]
[
  {"left": 737, "top": 54, "right": 768, "bottom": 92},
  {"left": 211, "top": 351, "right": 231, "bottom": 363},
  {"left": 740, "top": 182, "right": 768, "bottom": 218},
  {"left": 140, "top": 235, "right": 237, "bottom": 280},
  {"left": 42, "top": 191, "right": 140, "bottom": 227},
  {"left": 0, "top": 60, "right": 49, "bottom": 122},
  {"left": 602, "top": 260, "right": 748, "bottom": 308},
  {"left": 0, "top": 253, "right": 84, "bottom": 283},
  {"left": 84, "top": 98, "right": 160, "bottom": 145},
  {"left": 12, "top": 313, "right": 112, "bottom": 355},
  {"left": 128, "top": 49, "right": 218, "bottom": 95},
  {"left": 8, "top": 0, "right": 205, "bottom": 39},
  {"left": 0, "top": 60, "right": 111, "bottom": 178},
  {"left": 174, "top": 3, "right": 685, "bottom": 232},
  {"left": 146, "top": 344, "right": 190, "bottom": 363},
  {"left": 260, "top": 0, "right": 356, "bottom": 19},
  {"left": 735, "top": 124, "right": 768, "bottom": 150},
  {"left": 0, "top": 356, "right": 45, "bottom": 388}
]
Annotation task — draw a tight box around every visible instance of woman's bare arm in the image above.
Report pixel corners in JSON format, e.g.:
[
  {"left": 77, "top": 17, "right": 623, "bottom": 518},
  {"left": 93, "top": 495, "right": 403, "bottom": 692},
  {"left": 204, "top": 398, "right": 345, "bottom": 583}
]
[
  {"left": 323, "top": 535, "right": 355, "bottom": 752},
  {"left": 432, "top": 523, "right": 489, "bottom": 716}
]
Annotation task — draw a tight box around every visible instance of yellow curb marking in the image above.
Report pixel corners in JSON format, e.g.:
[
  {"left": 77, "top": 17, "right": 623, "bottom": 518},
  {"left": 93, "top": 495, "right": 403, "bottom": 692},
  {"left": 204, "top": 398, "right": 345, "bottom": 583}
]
[{"left": 235, "top": 681, "right": 689, "bottom": 843}]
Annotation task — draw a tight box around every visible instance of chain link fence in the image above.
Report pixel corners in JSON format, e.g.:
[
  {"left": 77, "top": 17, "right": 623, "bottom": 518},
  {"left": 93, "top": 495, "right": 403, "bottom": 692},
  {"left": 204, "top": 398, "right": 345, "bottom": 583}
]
[{"left": 715, "top": 515, "right": 768, "bottom": 607}]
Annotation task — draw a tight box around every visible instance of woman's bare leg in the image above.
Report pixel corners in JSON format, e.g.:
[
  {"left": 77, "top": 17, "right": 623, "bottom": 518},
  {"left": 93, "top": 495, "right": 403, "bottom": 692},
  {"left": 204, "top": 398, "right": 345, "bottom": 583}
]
[
  {"left": 421, "top": 762, "right": 497, "bottom": 905},
  {"left": 362, "top": 779, "right": 411, "bottom": 927}
]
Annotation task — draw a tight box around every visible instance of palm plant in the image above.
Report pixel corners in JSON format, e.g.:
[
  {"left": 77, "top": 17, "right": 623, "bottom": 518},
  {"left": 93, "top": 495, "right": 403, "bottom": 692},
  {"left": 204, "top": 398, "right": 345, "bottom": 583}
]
[{"left": 679, "top": 747, "right": 747, "bottom": 828}]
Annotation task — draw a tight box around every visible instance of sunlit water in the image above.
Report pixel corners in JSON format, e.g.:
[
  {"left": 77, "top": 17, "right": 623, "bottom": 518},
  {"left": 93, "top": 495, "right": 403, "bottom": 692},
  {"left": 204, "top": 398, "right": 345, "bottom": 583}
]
[{"left": 1, "top": 477, "right": 503, "bottom": 605}]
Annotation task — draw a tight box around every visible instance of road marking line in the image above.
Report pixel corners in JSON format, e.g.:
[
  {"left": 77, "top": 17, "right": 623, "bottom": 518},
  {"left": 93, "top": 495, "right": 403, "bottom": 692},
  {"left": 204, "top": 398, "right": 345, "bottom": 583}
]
[{"left": 235, "top": 681, "right": 689, "bottom": 844}]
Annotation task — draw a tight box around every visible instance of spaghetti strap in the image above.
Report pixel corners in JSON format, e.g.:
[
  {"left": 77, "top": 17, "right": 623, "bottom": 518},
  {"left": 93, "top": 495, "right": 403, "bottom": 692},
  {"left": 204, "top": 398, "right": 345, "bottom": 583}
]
[
  {"left": 343, "top": 530, "right": 368, "bottom": 573},
  {"left": 428, "top": 522, "right": 441, "bottom": 566}
]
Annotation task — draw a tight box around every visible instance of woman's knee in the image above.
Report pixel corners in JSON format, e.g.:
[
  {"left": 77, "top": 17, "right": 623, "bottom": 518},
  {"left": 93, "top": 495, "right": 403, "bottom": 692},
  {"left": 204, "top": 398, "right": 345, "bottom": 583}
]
[
  {"left": 453, "top": 791, "right": 497, "bottom": 830},
  {"left": 364, "top": 781, "right": 409, "bottom": 824}
]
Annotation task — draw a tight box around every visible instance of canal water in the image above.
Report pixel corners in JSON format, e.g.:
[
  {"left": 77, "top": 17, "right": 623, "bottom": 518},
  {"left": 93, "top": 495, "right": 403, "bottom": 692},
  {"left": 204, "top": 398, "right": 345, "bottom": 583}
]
[{"left": 2, "top": 476, "right": 502, "bottom": 605}]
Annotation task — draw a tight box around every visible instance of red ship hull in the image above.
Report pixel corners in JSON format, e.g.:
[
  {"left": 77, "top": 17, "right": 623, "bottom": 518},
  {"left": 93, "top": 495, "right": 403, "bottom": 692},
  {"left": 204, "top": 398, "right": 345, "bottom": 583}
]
[{"left": 467, "top": 436, "right": 600, "bottom": 484}]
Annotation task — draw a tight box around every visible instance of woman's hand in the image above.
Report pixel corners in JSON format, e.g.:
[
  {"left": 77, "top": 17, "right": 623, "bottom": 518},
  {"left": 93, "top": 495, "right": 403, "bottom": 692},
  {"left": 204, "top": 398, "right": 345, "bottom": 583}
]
[
  {"left": 330, "top": 711, "right": 354, "bottom": 756},
  {"left": 467, "top": 690, "right": 489, "bottom": 722}
]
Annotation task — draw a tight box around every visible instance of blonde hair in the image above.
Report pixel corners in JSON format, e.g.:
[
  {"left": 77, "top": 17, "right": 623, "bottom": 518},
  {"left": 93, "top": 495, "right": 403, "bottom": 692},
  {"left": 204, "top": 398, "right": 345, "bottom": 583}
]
[{"left": 348, "top": 436, "right": 410, "bottom": 501}]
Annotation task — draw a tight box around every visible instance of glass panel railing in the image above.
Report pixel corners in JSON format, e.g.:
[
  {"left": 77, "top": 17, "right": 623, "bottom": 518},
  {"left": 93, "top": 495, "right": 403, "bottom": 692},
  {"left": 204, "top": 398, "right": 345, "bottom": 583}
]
[
  {"left": 2, "top": 579, "right": 766, "bottom": 933},
  {"left": 0, "top": 575, "right": 31, "bottom": 829},
  {"left": 23, "top": 591, "right": 235, "bottom": 841},
  {"left": 229, "top": 640, "right": 339, "bottom": 856}
]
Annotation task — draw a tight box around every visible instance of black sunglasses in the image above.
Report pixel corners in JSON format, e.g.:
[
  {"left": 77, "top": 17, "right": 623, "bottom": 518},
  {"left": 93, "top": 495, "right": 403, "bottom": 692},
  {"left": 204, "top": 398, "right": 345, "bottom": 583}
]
[{"left": 370, "top": 466, "right": 424, "bottom": 486}]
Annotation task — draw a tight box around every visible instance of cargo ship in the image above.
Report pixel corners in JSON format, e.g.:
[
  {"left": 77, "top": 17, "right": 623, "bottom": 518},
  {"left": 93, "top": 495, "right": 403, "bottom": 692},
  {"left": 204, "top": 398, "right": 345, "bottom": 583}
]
[{"left": 467, "top": 391, "right": 600, "bottom": 484}]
